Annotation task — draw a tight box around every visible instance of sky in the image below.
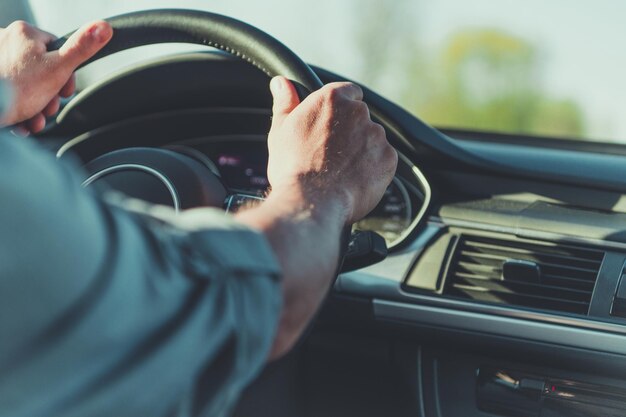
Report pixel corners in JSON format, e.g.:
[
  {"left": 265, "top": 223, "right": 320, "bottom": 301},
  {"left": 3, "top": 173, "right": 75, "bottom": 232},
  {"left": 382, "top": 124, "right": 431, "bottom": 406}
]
[{"left": 26, "top": 0, "right": 626, "bottom": 142}]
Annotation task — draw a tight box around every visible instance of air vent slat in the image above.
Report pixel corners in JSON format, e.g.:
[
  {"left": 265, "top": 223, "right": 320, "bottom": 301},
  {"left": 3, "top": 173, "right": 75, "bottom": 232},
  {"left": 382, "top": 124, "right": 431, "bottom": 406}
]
[
  {"left": 448, "top": 286, "right": 590, "bottom": 315},
  {"left": 460, "top": 247, "right": 602, "bottom": 270},
  {"left": 444, "top": 235, "right": 604, "bottom": 316},
  {"left": 463, "top": 240, "right": 605, "bottom": 260},
  {"left": 457, "top": 261, "right": 500, "bottom": 274},
  {"left": 453, "top": 276, "right": 592, "bottom": 301},
  {"left": 455, "top": 271, "right": 596, "bottom": 292},
  {"left": 451, "top": 283, "right": 591, "bottom": 304},
  {"left": 541, "top": 274, "right": 596, "bottom": 291}
]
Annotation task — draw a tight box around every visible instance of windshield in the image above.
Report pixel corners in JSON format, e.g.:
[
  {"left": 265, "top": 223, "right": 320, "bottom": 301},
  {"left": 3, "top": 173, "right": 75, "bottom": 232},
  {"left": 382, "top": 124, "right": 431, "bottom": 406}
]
[{"left": 24, "top": 0, "right": 626, "bottom": 143}]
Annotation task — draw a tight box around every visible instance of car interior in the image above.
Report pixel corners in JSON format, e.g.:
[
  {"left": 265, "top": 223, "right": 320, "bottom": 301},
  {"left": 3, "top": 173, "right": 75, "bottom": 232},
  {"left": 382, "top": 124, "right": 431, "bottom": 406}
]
[{"left": 6, "top": 3, "right": 626, "bottom": 417}]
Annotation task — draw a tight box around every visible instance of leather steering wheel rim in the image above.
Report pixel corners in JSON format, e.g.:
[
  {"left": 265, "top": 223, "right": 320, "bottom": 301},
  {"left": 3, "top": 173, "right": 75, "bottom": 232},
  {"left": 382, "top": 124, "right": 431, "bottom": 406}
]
[
  {"left": 47, "top": 8, "right": 324, "bottom": 94},
  {"left": 50, "top": 9, "right": 371, "bottom": 271}
]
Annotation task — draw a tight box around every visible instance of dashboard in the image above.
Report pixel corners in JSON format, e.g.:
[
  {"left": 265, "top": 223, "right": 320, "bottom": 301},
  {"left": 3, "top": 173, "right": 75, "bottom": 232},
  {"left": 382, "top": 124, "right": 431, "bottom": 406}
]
[{"left": 46, "top": 51, "right": 626, "bottom": 417}]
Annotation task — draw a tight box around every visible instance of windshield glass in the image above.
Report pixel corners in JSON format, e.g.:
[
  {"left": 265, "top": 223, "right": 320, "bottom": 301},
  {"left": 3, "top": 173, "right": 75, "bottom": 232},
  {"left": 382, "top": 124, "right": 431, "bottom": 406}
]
[{"left": 25, "top": 0, "right": 626, "bottom": 143}]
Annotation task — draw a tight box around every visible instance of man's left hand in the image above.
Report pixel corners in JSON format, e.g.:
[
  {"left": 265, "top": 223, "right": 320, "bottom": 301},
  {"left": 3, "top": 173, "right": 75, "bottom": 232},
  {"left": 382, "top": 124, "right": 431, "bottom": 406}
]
[{"left": 0, "top": 20, "right": 112, "bottom": 134}]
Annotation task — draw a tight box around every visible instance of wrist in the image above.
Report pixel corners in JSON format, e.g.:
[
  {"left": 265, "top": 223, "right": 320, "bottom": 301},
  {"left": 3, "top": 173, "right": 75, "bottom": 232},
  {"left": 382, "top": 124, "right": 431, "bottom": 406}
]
[{"left": 268, "top": 178, "right": 353, "bottom": 227}]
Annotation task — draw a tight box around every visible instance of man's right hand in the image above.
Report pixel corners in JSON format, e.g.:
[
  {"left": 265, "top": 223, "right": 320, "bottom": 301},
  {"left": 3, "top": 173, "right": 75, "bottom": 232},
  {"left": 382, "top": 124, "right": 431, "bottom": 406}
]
[
  {"left": 237, "top": 77, "right": 397, "bottom": 359},
  {"left": 266, "top": 76, "right": 398, "bottom": 225}
]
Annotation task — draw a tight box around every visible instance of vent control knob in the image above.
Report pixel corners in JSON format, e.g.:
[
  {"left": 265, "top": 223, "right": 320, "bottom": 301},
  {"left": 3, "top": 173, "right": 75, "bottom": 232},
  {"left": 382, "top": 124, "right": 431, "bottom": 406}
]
[{"left": 502, "top": 260, "right": 542, "bottom": 283}]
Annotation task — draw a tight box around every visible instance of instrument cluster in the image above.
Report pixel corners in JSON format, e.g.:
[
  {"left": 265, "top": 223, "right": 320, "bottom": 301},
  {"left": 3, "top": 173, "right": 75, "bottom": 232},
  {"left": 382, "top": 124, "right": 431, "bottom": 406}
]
[{"left": 175, "top": 138, "right": 426, "bottom": 247}]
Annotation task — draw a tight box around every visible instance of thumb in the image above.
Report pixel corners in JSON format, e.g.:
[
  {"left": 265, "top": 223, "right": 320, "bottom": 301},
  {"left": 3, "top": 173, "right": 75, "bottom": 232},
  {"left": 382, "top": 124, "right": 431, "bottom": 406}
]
[
  {"left": 52, "top": 20, "right": 113, "bottom": 71},
  {"left": 270, "top": 76, "right": 300, "bottom": 130}
]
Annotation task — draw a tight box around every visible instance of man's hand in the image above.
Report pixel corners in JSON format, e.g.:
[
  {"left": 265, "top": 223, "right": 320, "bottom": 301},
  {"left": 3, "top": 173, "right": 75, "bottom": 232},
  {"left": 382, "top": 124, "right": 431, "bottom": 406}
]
[
  {"left": 0, "top": 20, "right": 113, "bottom": 134},
  {"left": 237, "top": 77, "right": 397, "bottom": 359},
  {"left": 267, "top": 77, "right": 398, "bottom": 224}
]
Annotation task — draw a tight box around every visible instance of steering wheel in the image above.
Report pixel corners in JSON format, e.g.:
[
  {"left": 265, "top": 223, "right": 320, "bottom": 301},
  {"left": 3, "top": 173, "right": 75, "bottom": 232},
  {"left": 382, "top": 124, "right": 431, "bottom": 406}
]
[{"left": 48, "top": 9, "right": 387, "bottom": 272}]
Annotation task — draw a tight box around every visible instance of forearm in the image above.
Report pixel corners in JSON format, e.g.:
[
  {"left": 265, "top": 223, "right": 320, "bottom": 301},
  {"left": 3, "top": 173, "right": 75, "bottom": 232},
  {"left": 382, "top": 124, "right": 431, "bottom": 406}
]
[{"left": 235, "top": 185, "right": 350, "bottom": 359}]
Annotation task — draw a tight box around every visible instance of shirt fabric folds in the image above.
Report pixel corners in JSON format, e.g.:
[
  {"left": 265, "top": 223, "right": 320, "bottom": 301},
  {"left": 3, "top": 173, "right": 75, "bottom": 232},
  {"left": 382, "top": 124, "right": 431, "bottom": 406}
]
[{"left": 0, "top": 134, "right": 282, "bottom": 417}]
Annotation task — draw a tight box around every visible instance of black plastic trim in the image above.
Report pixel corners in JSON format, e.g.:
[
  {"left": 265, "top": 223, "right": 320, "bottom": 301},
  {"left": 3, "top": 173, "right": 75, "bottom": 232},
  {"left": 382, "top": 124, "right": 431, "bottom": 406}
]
[
  {"left": 373, "top": 299, "right": 626, "bottom": 355},
  {"left": 441, "top": 127, "right": 626, "bottom": 158}
]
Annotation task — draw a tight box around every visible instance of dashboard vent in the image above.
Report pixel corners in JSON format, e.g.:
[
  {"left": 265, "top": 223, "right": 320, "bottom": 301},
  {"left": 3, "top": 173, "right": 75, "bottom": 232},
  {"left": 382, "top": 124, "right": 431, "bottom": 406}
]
[{"left": 445, "top": 235, "right": 605, "bottom": 315}]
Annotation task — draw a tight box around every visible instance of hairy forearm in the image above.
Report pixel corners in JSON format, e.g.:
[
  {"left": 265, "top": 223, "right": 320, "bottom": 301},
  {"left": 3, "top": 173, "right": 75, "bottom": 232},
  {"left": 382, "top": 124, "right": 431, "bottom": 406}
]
[{"left": 235, "top": 185, "right": 349, "bottom": 359}]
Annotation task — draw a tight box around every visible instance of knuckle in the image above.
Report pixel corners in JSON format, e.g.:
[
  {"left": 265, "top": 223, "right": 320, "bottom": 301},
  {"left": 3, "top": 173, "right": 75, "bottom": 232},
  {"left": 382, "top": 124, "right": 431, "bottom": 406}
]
[
  {"left": 323, "top": 84, "right": 343, "bottom": 103},
  {"left": 355, "top": 100, "right": 370, "bottom": 115},
  {"left": 370, "top": 122, "right": 386, "bottom": 137},
  {"left": 324, "top": 81, "right": 349, "bottom": 91},
  {"left": 9, "top": 20, "right": 30, "bottom": 35},
  {"left": 321, "top": 82, "right": 354, "bottom": 101},
  {"left": 351, "top": 83, "right": 364, "bottom": 97},
  {"left": 353, "top": 99, "right": 366, "bottom": 110},
  {"left": 319, "top": 82, "right": 336, "bottom": 93},
  {"left": 385, "top": 145, "right": 399, "bottom": 170}
]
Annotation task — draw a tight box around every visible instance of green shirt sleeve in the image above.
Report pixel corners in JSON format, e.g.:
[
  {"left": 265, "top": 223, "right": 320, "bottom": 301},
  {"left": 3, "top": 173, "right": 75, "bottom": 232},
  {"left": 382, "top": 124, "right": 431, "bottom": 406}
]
[{"left": 0, "top": 135, "right": 282, "bottom": 417}]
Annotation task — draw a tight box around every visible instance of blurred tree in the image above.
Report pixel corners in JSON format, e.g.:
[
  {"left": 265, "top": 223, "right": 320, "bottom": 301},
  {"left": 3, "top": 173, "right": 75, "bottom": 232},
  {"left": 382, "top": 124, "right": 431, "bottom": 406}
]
[
  {"left": 413, "top": 28, "right": 586, "bottom": 138},
  {"left": 352, "top": 1, "right": 586, "bottom": 139},
  {"left": 530, "top": 99, "right": 585, "bottom": 137}
]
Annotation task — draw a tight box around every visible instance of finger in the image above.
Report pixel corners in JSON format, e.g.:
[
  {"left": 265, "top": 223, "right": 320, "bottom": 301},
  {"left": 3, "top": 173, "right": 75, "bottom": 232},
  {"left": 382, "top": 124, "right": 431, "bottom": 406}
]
[
  {"left": 59, "top": 74, "right": 76, "bottom": 98},
  {"left": 42, "top": 96, "right": 61, "bottom": 117},
  {"left": 11, "top": 123, "right": 30, "bottom": 138},
  {"left": 26, "top": 113, "right": 46, "bottom": 134},
  {"left": 269, "top": 76, "right": 301, "bottom": 130},
  {"left": 323, "top": 82, "right": 364, "bottom": 101},
  {"left": 49, "top": 20, "right": 113, "bottom": 71}
]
